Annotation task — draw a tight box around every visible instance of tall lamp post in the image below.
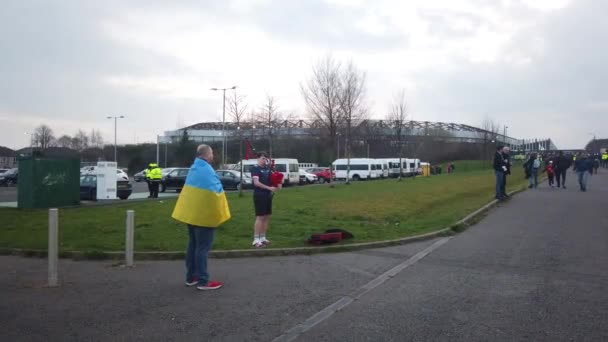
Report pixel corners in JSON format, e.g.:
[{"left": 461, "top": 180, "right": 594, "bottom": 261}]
[
  {"left": 589, "top": 133, "right": 596, "bottom": 153},
  {"left": 24, "top": 132, "right": 34, "bottom": 151},
  {"left": 107, "top": 115, "right": 125, "bottom": 162},
  {"left": 211, "top": 86, "right": 237, "bottom": 167}
]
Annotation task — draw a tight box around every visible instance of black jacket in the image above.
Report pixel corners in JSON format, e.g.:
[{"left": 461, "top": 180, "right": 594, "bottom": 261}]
[
  {"left": 555, "top": 155, "right": 571, "bottom": 171},
  {"left": 493, "top": 151, "right": 505, "bottom": 172}
]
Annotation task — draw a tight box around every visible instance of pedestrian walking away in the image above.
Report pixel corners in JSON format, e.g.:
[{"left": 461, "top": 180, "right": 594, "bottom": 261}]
[
  {"left": 573, "top": 152, "right": 593, "bottom": 192},
  {"left": 501, "top": 147, "right": 511, "bottom": 197},
  {"left": 554, "top": 151, "right": 571, "bottom": 189},
  {"left": 171, "top": 144, "right": 231, "bottom": 290},
  {"left": 545, "top": 160, "right": 555, "bottom": 187},
  {"left": 251, "top": 151, "right": 281, "bottom": 248},
  {"left": 493, "top": 146, "right": 507, "bottom": 200},
  {"left": 524, "top": 153, "right": 540, "bottom": 189},
  {"left": 592, "top": 158, "right": 600, "bottom": 174}
]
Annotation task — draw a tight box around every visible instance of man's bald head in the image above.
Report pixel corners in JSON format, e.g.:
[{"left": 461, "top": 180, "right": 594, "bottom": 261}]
[{"left": 197, "top": 144, "right": 214, "bottom": 162}]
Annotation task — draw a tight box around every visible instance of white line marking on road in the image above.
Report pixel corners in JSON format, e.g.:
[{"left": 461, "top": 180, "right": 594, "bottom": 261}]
[{"left": 272, "top": 237, "right": 452, "bottom": 342}]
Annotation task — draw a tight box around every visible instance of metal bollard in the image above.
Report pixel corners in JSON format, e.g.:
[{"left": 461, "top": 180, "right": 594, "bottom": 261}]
[
  {"left": 48, "top": 208, "right": 58, "bottom": 287},
  {"left": 125, "top": 210, "right": 135, "bottom": 267}
]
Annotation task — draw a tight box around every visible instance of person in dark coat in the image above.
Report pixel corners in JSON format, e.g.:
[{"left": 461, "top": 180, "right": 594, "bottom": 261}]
[
  {"left": 493, "top": 146, "right": 507, "bottom": 200},
  {"left": 501, "top": 147, "right": 511, "bottom": 197},
  {"left": 574, "top": 153, "right": 593, "bottom": 192},
  {"left": 554, "top": 151, "right": 571, "bottom": 189}
]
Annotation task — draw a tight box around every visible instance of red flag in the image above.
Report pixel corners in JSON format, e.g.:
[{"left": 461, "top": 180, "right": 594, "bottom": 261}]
[{"left": 245, "top": 139, "right": 254, "bottom": 160}]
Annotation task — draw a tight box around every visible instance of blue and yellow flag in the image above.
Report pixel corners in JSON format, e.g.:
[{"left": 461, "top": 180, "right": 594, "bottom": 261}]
[{"left": 171, "top": 158, "right": 231, "bottom": 228}]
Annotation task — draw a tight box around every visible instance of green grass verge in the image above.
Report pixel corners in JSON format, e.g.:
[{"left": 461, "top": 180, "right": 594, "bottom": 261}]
[{"left": 0, "top": 169, "right": 527, "bottom": 252}]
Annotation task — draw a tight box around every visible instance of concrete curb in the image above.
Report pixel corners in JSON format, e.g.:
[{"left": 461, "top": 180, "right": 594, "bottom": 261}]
[{"left": 0, "top": 188, "right": 525, "bottom": 261}]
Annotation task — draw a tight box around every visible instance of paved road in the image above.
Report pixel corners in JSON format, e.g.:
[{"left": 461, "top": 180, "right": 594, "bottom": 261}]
[{"left": 1, "top": 170, "right": 607, "bottom": 341}]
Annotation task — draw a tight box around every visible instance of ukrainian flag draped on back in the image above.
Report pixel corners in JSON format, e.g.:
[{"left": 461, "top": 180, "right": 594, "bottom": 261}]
[{"left": 172, "top": 158, "right": 231, "bottom": 227}]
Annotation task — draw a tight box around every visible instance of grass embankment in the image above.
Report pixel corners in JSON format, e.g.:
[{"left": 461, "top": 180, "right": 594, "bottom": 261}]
[{"left": 0, "top": 168, "right": 527, "bottom": 252}]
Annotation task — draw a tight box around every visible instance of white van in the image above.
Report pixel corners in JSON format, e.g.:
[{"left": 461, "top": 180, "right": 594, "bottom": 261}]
[
  {"left": 332, "top": 158, "right": 380, "bottom": 181},
  {"left": 298, "top": 162, "right": 318, "bottom": 169},
  {"left": 379, "top": 158, "right": 407, "bottom": 178},
  {"left": 374, "top": 159, "right": 389, "bottom": 178},
  {"left": 405, "top": 158, "right": 421, "bottom": 176},
  {"left": 238, "top": 158, "right": 300, "bottom": 185}
]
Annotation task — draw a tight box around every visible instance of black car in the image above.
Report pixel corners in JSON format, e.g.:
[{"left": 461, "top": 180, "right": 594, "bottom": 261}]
[
  {"left": 80, "top": 174, "right": 133, "bottom": 200},
  {"left": 0, "top": 168, "right": 18, "bottom": 186},
  {"left": 160, "top": 168, "right": 190, "bottom": 193},
  {"left": 133, "top": 169, "right": 146, "bottom": 182},
  {"left": 215, "top": 170, "right": 253, "bottom": 190}
]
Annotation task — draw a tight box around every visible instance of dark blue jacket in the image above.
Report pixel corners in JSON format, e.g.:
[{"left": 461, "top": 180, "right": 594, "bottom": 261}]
[{"left": 574, "top": 158, "right": 593, "bottom": 173}]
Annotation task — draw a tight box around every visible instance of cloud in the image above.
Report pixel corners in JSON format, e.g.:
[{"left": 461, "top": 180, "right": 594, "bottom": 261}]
[{"left": 0, "top": 0, "right": 603, "bottom": 150}]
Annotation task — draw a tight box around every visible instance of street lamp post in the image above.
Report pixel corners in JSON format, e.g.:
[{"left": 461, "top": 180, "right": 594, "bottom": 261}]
[
  {"left": 24, "top": 132, "right": 34, "bottom": 151},
  {"left": 211, "top": 86, "right": 237, "bottom": 167},
  {"left": 589, "top": 133, "right": 596, "bottom": 153},
  {"left": 107, "top": 116, "right": 124, "bottom": 162}
]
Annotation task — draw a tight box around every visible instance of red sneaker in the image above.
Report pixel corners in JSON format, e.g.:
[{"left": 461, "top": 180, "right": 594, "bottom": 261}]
[{"left": 197, "top": 281, "right": 223, "bottom": 291}]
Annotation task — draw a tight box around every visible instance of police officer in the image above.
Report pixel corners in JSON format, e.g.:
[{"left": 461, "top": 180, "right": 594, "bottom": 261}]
[
  {"left": 148, "top": 163, "right": 163, "bottom": 198},
  {"left": 145, "top": 164, "right": 153, "bottom": 198}
]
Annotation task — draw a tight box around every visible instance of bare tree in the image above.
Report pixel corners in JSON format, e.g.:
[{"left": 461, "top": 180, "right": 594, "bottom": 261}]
[
  {"left": 480, "top": 116, "right": 501, "bottom": 160},
  {"left": 34, "top": 124, "right": 55, "bottom": 150},
  {"left": 56, "top": 135, "right": 73, "bottom": 148},
  {"left": 228, "top": 91, "right": 248, "bottom": 125},
  {"left": 228, "top": 90, "right": 248, "bottom": 196},
  {"left": 90, "top": 129, "right": 104, "bottom": 148},
  {"left": 258, "top": 94, "right": 282, "bottom": 157},
  {"left": 338, "top": 61, "right": 367, "bottom": 184},
  {"left": 300, "top": 55, "right": 343, "bottom": 161},
  {"left": 387, "top": 90, "right": 408, "bottom": 181},
  {"left": 71, "top": 129, "right": 89, "bottom": 151}
]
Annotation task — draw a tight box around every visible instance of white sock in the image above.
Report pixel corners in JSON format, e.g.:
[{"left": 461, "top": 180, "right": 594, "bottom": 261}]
[{"left": 260, "top": 234, "right": 267, "bottom": 241}]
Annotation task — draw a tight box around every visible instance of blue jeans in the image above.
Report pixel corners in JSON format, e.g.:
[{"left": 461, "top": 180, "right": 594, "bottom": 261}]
[
  {"left": 495, "top": 170, "right": 504, "bottom": 199},
  {"left": 186, "top": 225, "right": 215, "bottom": 285},
  {"left": 577, "top": 171, "right": 590, "bottom": 191},
  {"left": 529, "top": 168, "right": 539, "bottom": 188}
]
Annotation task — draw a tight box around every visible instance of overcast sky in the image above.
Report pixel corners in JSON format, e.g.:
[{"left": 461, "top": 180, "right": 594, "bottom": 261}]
[{"left": 1, "top": 0, "right": 605, "bottom": 150}]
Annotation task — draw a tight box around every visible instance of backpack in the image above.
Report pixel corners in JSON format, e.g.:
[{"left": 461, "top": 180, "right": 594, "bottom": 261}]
[{"left": 307, "top": 229, "right": 354, "bottom": 245}]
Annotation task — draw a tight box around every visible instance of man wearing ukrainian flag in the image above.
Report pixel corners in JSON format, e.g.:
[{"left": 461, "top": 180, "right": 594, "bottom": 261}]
[{"left": 172, "top": 144, "right": 230, "bottom": 291}]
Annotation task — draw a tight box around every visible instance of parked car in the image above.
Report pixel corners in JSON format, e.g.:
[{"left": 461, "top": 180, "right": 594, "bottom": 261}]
[
  {"left": 299, "top": 169, "right": 318, "bottom": 184},
  {"left": 81, "top": 166, "right": 129, "bottom": 181},
  {"left": 216, "top": 170, "right": 253, "bottom": 190},
  {"left": 160, "top": 168, "right": 190, "bottom": 192},
  {"left": 116, "top": 169, "right": 129, "bottom": 181},
  {"left": 306, "top": 167, "right": 333, "bottom": 183},
  {"left": 79, "top": 174, "right": 133, "bottom": 200},
  {"left": 0, "top": 168, "right": 9, "bottom": 175},
  {"left": 0, "top": 168, "right": 18, "bottom": 186},
  {"left": 134, "top": 169, "right": 147, "bottom": 182}
]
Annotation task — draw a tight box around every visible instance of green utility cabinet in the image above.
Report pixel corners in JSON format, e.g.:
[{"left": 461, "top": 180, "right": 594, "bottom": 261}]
[{"left": 18, "top": 157, "right": 80, "bottom": 208}]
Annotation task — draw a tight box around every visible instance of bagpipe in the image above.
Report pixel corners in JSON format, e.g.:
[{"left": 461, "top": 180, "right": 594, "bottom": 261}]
[
  {"left": 245, "top": 138, "right": 283, "bottom": 186},
  {"left": 269, "top": 159, "right": 284, "bottom": 187}
]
